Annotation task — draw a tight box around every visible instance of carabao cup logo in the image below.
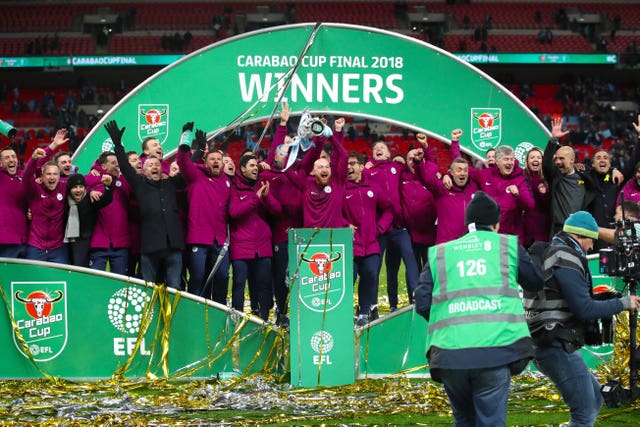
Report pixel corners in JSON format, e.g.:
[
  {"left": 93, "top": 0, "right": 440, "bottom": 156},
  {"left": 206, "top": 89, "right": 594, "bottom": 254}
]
[
  {"left": 11, "top": 282, "right": 68, "bottom": 362},
  {"left": 138, "top": 104, "right": 169, "bottom": 145},
  {"left": 298, "top": 247, "right": 345, "bottom": 312},
  {"left": 471, "top": 107, "right": 502, "bottom": 151}
]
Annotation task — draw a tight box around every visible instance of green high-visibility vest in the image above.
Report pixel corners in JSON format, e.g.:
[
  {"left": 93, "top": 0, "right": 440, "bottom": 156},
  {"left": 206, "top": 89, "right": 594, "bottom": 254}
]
[{"left": 426, "top": 231, "right": 531, "bottom": 351}]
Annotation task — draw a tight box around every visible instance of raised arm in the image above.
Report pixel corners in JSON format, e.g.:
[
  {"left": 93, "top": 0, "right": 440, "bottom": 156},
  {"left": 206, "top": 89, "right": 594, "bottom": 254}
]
[
  {"left": 23, "top": 148, "right": 47, "bottom": 195},
  {"left": 35, "top": 128, "right": 69, "bottom": 170},
  {"left": 542, "top": 117, "right": 569, "bottom": 184},
  {"left": 415, "top": 133, "right": 435, "bottom": 164},
  {"left": 266, "top": 102, "right": 291, "bottom": 166},
  {"left": 177, "top": 140, "right": 202, "bottom": 184},
  {"left": 449, "top": 129, "right": 463, "bottom": 160},
  {"left": 330, "top": 118, "right": 348, "bottom": 183},
  {"left": 298, "top": 136, "right": 324, "bottom": 176},
  {"left": 414, "top": 153, "right": 444, "bottom": 195},
  {"left": 189, "top": 128, "right": 208, "bottom": 164},
  {"left": 104, "top": 120, "right": 137, "bottom": 185}
]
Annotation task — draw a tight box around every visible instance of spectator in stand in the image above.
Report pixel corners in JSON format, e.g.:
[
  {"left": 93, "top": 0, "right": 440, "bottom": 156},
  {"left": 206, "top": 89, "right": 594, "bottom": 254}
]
[
  {"left": 177, "top": 128, "right": 231, "bottom": 304},
  {"left": 538, "top": 29, "right": 546, "bottom": 44},
  {"left": 0, "top": 147, "right": 28, "bottom": 258},
  {"left": 183, "top": 31, "right": 193, "bottom": 47},
  {"left": 523, "top": 147, "right": 551, "bottom": 246},
  {"left": 23, "top": 148, "right": 67, "bottom": 263},
  {"left": 470, "top": 145, "right": 535, "bottom": 245},
  {"left": 365, "top": 140, "right": 420, "bottom": 312},
  {"left": 598, "top": 36, "right": 608, "bottom": 52},
  {"left": 535, "top": 10, "right": 542, "bottom": 24},
  {"left": 344, "top": 152, "right": 392, "bottom": 327},
  {"left": 229, "top": 153, "right": 282, "bottom": 320},
  {"left": 64, "top": 173, "right": 113, "bottom": 267},
  {"left": 86, "top": 150, "right": 132, "bottom": 275},
  {"left": 105, "top": 120, "right": 186, "bottom": 289}
]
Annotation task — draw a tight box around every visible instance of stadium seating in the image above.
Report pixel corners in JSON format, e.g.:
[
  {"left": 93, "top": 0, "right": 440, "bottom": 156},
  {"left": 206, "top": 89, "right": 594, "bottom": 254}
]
[
  {"left": 443, "top": 32, "right": 594, "bottom": 53},
  {"left": 295, "top": 2, "right": 397, "bottom": 29},
  {"left": 1, "top": 1, "right": 638, "bottom": 166},
  {"left": 1, "top": 1, "right": 637, "bottom": 56},
  {"left": 424, "top": 2, "right": 559, "bottom": 30},
  {"left": 580, "top": 3, "right": 640, "bottom": 30},
  {"left": 0, "top": 35, "right": 94, "bottom": 56}
]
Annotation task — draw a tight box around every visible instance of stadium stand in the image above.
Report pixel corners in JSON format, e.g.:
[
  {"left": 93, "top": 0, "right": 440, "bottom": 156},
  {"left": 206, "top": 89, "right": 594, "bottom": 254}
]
[{"left": 1, "top": 1, "right": 639, "bottom": 168}]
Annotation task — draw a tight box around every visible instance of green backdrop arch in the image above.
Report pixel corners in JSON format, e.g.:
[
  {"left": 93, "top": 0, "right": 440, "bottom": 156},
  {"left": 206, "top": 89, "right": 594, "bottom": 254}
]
[{"left": 72, "top": 23, "right": 550, "bottom": 171}]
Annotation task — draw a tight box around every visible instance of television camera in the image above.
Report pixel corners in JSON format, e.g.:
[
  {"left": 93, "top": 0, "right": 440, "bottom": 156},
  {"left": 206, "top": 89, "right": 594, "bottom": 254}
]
[{"left": 598, "top": 212, "right": 640, "bottom": 407}]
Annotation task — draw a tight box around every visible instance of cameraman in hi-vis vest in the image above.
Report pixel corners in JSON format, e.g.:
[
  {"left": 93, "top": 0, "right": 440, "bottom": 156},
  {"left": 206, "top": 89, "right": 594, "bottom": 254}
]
[{"left": 415, "top": 191, "right": 545, "bottom": 427}]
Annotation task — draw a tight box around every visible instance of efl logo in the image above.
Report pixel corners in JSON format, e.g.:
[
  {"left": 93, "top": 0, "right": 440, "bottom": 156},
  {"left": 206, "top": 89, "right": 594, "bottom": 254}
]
[
  {"left": 11, "top": 282, "right": 68, "bottom": 362},
  {"left": 310, "top": 330, "right": 334, "bottom": 366},
  {"left": 138, "top": 104, "right": 169, "bottom": 145},
  {"left": 471, "top": 108, "right": 502, "bottom": 151},
  {"left": 107, "top": 287, "right": 153, "bottom": 357}
]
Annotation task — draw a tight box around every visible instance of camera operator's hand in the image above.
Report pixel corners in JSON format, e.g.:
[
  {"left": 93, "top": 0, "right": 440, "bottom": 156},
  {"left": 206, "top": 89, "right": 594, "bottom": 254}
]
[{"left": 625, "top": 295, "right": 640, "bottom": 311}]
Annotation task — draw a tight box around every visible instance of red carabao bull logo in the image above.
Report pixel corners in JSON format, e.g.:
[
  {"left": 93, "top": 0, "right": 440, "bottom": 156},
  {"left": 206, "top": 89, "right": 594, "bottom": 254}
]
[
  {"left": 301, "top": 252, "right": 342, "bottom": 277},
  {"left": 15, "top": 290, "right": 63, "bottom": 319},
  {"left": 142, "top": 108, "right": 167, "bottom": 125},
  {"left": 474, "top": 112, "right": 498, "bottom": 128}
]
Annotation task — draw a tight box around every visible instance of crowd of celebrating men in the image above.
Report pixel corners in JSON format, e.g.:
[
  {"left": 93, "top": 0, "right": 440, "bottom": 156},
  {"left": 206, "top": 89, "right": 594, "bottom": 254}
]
[{"left": 2, "top": 107, "right": 640, "bottom": 331}]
